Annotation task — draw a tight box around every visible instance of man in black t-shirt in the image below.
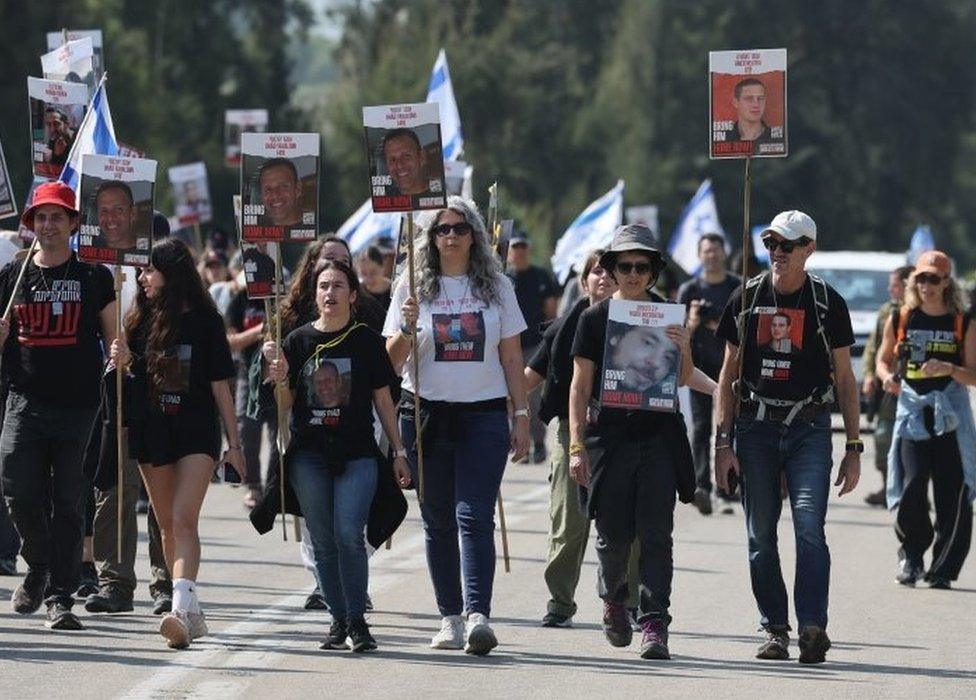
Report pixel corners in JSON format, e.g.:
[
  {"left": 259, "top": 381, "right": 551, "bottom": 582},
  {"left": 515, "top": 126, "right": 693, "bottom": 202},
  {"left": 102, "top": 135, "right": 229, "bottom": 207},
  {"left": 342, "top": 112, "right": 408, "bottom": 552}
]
[
  {"left": 714, "top": 210, "right": 860, "bottom": 665},
  {"left": 0, "top": 181, "right": 118, "bottom": 632},
  {"left": 506, "top": 229, "right": 559, "bottom": 463},
  {"left": 677, "top": 233, "right": 740, "bottom": 514}
]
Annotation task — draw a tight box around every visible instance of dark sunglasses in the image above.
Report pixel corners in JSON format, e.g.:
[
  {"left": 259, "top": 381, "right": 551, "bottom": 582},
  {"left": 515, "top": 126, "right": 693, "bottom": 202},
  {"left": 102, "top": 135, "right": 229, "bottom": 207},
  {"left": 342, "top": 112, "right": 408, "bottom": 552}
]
[
  {"left": 762, "top": 236, "right": 810, "bottom": 254},
  {"left": 432, "top": 222, "right": 474, "bottom": 237},
  {"left": 204, "top": 260, "right": 224, "bottom": 268},
  {"left": 915, "top": 272, "right": 944, "bottom": 285},
  {"left": 615, "top": 261, "right": 653, "bottom": 275}
]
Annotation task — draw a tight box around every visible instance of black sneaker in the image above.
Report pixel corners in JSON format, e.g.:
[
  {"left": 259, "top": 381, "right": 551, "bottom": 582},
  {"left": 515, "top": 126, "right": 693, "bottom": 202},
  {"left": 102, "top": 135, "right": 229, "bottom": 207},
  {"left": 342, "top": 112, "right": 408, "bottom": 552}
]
[
  {"left": 304, "top": 587, "right": 329, "bottom": 611},
  {"left": 0, "top": 557, "right": 17, "bottom": 576},
  {"left": 12, "top": 568, "right": 48, "bottom": 614},
  {"left": 347, "top": 617, "right": 378, "bottom": 652},
  {"left": 76, "top": 562, "right": 99, "bottom": 598},
  {"left": 602, "top": 601, "right": 633, "bottom": 647},
  {"left": 896, "top": 556, "right": 923, "bottom": 587},
  {"left": 693, "top": 487, "right": 713, "bottom": 515},
  {"left": 532, "top": 443, "right": 548, "bottom": 464},
  {"left": 320, "top": 619, "right": 349, "bottom": 650},
  {"left": 152, "top": 592, "right": 173, "bottom": 615},
  {"left": 756, "top": 628, "right": 790, "bottom": 660},
  {"left": 863, "top": 489, "right": 886, "bottom": 507},
  {"left": 927, "top": 576, "right": 952, "bottom": 590},
  {"left": 541, "top": 611, "right": 573, "bottom": 628},
  {"left": 638, "top": 618, "right": 670, "bottom": 660},
  {"left": 798, "top": 625, "right": 831, "bottom": 664},
  {"left": 46, "top": 602, "right": 83, "bottom": 630},
  {"left": 85, "top": 586, "right": 134, "bottom": 613}
]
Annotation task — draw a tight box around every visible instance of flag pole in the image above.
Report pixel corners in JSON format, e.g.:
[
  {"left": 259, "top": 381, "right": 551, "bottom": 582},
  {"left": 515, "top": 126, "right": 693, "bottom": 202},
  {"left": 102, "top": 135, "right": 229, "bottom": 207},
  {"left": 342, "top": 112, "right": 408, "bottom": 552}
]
[
  {"left": 114, "top": 266, "right": 125, "bottom": 562},
  {"left": 270, "top": 250, "right": 288, "bottom": 541},
  {"left": 406, "top": 212, "right": 424, "bottom": 503},
  {"left": 734, "top": 157, "right": 753, "bottom": 416}
]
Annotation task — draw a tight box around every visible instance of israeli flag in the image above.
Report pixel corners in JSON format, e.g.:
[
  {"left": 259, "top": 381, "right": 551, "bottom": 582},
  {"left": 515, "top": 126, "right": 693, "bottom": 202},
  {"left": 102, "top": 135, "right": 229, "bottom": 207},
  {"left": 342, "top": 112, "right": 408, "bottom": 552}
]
[
  {"left": 337, "top": 199, "right": 401, "bottom": 256},
  {"left": 427, "top": 49, "right": 463, "bottom": 161},
  {"left": 751, "top": 224, "right": 771, "bottom": 264},
  {"left": 667, "top": 179, "right": 725, "bottom": 275},
  {"left": 551, "top": 180, "right": 624, "bottom": 284},
  {"left": 58, "top": 76, "right": 118, "bottom": 196},
  {"left": 907, "top": 224, "right": 934, "bottom": 264}
]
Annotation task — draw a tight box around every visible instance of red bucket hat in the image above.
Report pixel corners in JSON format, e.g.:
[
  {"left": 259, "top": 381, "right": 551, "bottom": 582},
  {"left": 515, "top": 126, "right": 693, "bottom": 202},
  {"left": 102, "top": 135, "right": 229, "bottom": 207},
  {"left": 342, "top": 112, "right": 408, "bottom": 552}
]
[{"left": 21, "top": 181, "right": 79, "bottom": 230}]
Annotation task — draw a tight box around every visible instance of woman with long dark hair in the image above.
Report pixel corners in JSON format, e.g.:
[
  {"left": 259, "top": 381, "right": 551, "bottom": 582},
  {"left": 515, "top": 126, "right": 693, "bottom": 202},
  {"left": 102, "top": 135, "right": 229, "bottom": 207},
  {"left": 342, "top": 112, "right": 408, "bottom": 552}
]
[{"left": 112, "top": 238, "right": 242, "bottom": 649}]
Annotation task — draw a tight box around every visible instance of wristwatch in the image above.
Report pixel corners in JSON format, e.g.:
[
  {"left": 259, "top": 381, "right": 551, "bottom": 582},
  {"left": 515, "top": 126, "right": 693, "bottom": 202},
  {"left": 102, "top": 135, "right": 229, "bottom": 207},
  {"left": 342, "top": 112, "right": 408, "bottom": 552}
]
[
  {"left": 393, "top": 448, "right": 408, "bottom": 459},
  {"left": 513, "top": 408, "right": 529, "bottom": 418},
  {"left": 845, "top": 439, "right": 864, "bottom": 453}
]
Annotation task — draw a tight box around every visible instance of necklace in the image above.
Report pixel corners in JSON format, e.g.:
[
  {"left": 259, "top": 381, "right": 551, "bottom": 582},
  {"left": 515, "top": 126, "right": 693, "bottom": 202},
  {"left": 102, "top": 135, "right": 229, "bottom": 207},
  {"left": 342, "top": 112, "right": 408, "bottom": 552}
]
[
  {"left": 31, "top": 254, "right": 74, "bottom": 316},
  {"left": 441, "top": 275, "right": 472, "bottom": 316},
  {"left": 771, "top": 275, "right": 805, "bottom": 309}
]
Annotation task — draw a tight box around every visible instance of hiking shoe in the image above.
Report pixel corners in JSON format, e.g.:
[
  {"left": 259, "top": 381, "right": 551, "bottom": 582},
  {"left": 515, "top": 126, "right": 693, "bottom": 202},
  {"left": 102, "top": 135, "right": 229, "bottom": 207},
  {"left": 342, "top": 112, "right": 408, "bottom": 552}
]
[
  {"left": 45, "top": 602, "right": 83, "bottom": 631},
  {"left": 430, "top": 615, "right": 465, "bottom": 650},
  {"left": 863, "top": 489, "right": 886, "bottom": 507},
  {"left": 602, "top": 601, "right": 633, "bottom": 647},
  {"left": 188, "top": 611, "right": 208, "bottom": 640},
  {"left": 76, "top": 562, "right": 99, "bottom": 598},
  {"left": 320, "top": 619, "right": 349, "bottom": 650},
  {"left": 638, "top": 618, "right": 670, "bottom": 660},
  {"left": 756, "top": 629, "right": 790, "bottom": 660},
  {"left": 896, "top": 556, "right": 923, "bottom": 587},
  {"left": 160, "top": 611, "right": 191, "bottom": 649},
  {"left": 464, "top": 612, "right": 498, "bottom": 656},
  {"left": 927, "top": 576, "right": 951, "bottom": 590},
  {"left": 541, "top": 611, "right": 573, "bottom": 628},
  {"left": 347, "top": 617, "right": 378, "bottom": 652},
  {"left": 85, "top": 586, "right": 134, "bottom": 614},
  {"left": 0, "top": 557, "right": 17, "bottom": 576},
  {"left": 152, "top": 592, "right": 173, "bottom": 615},
  {"left": 798, "top": 625, "right": 831, "bottom": 664},
  {"left": 304, "top": 587, "right": 329, "bottom": 611},
  {"left": 12, "top": 569, "right": 48, "bottom": 614},
  {"left": 693, "top": 487, "right": 713, "bottom": 515}
]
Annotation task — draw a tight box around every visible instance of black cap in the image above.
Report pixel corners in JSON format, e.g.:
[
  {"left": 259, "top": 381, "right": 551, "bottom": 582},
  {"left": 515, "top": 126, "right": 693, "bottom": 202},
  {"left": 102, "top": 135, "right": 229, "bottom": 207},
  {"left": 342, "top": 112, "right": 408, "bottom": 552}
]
[
  {"left": 598, "top": 224, "right": 665, "bottom": 274},
  {"left": 510, "top": 229, "right": 529, "bottom": 246}
]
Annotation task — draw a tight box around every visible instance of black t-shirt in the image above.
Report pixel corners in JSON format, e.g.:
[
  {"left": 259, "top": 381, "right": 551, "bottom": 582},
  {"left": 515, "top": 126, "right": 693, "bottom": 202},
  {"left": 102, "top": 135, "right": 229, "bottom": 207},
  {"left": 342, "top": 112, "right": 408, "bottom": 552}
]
[
  {"left": 571, "top": 295, "right": 670, "bottom": 434},
  {"left": 716, "top": 274, "right": 854, "bottom": 401},
  {"left": 508, "top": 264, "right": 558, "bottom": 349},
  {"left": 677, "top": 273, "right": 740, "bottom": 379},
  {"left": 283, "top": 321, "right": 397, "bottom": 459},
  {"left": 896, "top": 307, "right": 970, "bottom": 395},
  {"left": 227, "top": 288, "right": 266, "bottom": 371},
  {"left": 0, "top": 254, "right": 115, "bottom": 409},
  {"left": 530, "top": 298, "right": 587, "bottom": 424}
]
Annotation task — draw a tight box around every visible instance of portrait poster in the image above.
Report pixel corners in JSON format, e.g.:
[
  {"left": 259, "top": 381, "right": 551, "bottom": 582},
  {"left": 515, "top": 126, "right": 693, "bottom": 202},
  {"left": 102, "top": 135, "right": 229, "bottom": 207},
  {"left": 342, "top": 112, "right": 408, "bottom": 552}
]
[
  {"left": 167, "top": 162, "right": 212, "bottom": 226},
  {"left": 600, "top": 299, "right": 685, "bottom": 412},
  {"left": 27, "top": 77, "right": 88, "bottom": 179},
  {"left": 754, "top": 305, "right": 805, "bottom": 381},
  {"left": 40, "top": 36, "right": 96, "bottom": 96},
  {"left": 46, "top": 30, "right": 104, "bottom": 84},
  {"left": 625, "top": 205, "right": 660, "bottom": 238},
  {"left": 116, "top": 143, "right": 145, "bottom": 159},
  {"left": 709, "top": 48, "right": 787, "bottom": 159},
  {"left": 301, "top": 355, "right": 352, "bottom": 426},
  {"left": 0, "top": 136, "right": 17, "bottom": 220},
  {"left": 362, "top": 103, "right": 447, "bottom": 213},
  {"left": 240, "top": 132, "right": 319, "bottom": 243},
  {"left": 17, "top": 177, "right": 49, "bottom": 243},
  {"left": 78, "top": 155, "right": 156, "bottom": 266},
  {"left": 236, "top": 193, "right": 284, "bottom": 299},
  {"left": 225, "top": 109, "right": 269, "bottom": 167}
]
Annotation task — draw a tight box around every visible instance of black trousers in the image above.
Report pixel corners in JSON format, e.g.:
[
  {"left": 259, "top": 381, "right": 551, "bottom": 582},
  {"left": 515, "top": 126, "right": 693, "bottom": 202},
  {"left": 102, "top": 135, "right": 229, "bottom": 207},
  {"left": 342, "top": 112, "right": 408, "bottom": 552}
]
[
  {"left": 593, "top": 434, "right": 676, "bottom": 623},
  {"left": 896, "top": 432, "right": 972, "bottom": 580},
  {"left": 0, "top": 392, "right": 99, "bottom": 608},
  {"left": 689, "top": 390, "right": 713, "bottom": 492}
]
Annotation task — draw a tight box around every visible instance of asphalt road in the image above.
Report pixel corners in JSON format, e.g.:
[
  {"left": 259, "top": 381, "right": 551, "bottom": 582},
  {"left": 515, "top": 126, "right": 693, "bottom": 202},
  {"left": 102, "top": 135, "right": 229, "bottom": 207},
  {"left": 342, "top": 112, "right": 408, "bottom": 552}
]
[{"left": 1, "top": 431, "right": 974, "bottom": 699}]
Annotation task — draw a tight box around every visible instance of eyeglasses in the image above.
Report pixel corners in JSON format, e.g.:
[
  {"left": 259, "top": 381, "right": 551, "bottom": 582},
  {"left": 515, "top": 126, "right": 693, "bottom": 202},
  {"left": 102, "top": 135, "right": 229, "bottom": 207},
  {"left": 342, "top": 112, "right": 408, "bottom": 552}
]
[
  {"left": 432, "top": 222, "right": 473, "bottom": 237},
  {"left": 762, "top": 236, "right": 810, "bottom": 254},
  {"left": 915, "top": 272, "right": 944, "bottom": 285},
  {"left": 615, "top": 261, "right": 653, "bottom": 275}
]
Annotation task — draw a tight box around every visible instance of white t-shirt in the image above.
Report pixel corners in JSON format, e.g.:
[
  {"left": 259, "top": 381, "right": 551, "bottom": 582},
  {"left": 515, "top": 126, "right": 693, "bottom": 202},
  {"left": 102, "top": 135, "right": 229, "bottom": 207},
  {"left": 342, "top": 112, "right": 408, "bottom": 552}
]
[{"left": 383, "top": 274, "right": 526, "bottom": 402}]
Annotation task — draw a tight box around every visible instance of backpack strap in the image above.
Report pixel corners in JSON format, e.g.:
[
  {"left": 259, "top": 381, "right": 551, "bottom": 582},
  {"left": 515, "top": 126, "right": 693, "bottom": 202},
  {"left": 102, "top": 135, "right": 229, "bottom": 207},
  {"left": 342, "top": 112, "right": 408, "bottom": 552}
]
[
  {"left": 954, "top": 313, "right": 965, "bottom": 343},
  {"left": 807, "top": 274, "right": 834, "bottom": 376},
  {"left": 896, "top": 305, "right": 911, "bottom": 345}
]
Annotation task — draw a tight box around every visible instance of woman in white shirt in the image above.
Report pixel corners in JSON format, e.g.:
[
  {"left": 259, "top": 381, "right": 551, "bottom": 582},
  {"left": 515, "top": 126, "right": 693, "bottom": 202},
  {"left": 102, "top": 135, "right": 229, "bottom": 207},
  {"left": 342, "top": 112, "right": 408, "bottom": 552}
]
[{"left": 385, "top": 196, "right": 529, "bottom": 656}]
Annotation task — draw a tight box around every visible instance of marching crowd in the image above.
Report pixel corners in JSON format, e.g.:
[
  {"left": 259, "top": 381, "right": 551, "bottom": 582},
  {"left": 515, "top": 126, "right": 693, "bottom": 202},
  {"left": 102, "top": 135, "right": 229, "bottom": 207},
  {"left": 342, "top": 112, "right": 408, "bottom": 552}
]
[{"left": 1, "top": 182, "right": 973, "bottom": 664}]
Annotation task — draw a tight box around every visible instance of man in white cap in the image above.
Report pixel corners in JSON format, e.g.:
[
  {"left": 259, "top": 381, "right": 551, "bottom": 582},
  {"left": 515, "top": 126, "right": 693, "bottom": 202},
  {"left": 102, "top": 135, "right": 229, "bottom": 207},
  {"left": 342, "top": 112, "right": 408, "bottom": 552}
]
[{"left": 714, "top": 210, "right": 861, "bottom": 664}]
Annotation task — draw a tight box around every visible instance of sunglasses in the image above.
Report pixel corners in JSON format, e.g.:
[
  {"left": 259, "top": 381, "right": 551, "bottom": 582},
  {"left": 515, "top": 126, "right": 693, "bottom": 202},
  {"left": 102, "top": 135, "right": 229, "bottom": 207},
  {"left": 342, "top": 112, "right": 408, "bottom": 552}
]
[
  {"left": 762, "top": 236, "right": 810, "bottom": 254},
  {"left": 432, "top": 222, "right": 474, "bottom": 237},
  {"left": 615, "top": 261, "right": 654, "bottom": 275},
  {"left": 915, "top": 272, "right": 944, "bottom": 285}
]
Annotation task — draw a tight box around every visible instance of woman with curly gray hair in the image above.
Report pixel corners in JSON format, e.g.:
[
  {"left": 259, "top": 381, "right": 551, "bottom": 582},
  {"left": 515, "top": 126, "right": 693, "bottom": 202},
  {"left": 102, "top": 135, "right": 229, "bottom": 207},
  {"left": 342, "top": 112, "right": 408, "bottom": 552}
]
[{"left": 384, "top": 196, "right": 529, "bottom": 655}]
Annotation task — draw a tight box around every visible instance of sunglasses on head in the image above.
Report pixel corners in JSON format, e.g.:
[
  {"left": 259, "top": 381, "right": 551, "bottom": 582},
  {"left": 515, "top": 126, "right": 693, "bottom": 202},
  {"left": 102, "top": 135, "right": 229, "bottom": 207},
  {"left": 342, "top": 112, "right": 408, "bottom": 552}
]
[
  {"left": 432, "top": 222, "right": 473, "bottom": 237},
  {"left": 762, "top": 236, "right": 811, "bottom": 254},
  {"left": 915, "top": 272, "right": 944, "bottom": 285},
  {"left": 615, "top": 261, "right": 654, "bottom": 275}
]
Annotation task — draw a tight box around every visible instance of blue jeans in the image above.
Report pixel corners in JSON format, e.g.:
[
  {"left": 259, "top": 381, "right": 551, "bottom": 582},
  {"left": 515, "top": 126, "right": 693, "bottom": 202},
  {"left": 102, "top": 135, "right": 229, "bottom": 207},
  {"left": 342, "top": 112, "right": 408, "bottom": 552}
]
[
  {"left": 401, "top": 409, "right": 509, "bottom": 617},
  {"left": 735, "top": 411, "right": 832, "bottom": 631},
  {"left": 290, "top": 450, "right": 377, "bottom": 620}
]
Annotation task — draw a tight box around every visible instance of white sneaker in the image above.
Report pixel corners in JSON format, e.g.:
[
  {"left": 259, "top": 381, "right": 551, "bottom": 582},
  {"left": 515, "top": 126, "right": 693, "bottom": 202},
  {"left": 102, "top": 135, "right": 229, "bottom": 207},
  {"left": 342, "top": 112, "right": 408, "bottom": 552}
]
[
  {"left": 160, "top": 611, "right": 190, "bottom": 649},
  {"left": 430, "top": 615, "right": 465, "bottom": 650},
  {"left": 464, "top": 612, "right": 498, "bottom": 656},
  {"left": 188, "top": 611, "right": 208, "bottom": 640}
]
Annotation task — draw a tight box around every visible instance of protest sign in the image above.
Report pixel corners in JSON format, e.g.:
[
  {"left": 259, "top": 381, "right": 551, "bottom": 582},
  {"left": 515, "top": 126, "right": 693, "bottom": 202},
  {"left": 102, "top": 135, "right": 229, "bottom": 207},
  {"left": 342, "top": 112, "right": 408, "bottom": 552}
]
[
  {"left": 241, "top": 132, "right": 319, "bottom": 243},
  {"left": 600, "top": 299, "right": 685, "bottom": 412},
  {"left": 77, "top": 154, "right": 156, "bottom": 266},
  {"left": 17, "top": 178, "right": 49, "bottom": 243},
  {"left": 0, "top": 136, "right": 17, "bottom": 220},
  {"left": 46, "top": 30, "right": 104, "bottom": 84},
  {"left": 362, "top": 103, "right": 447, "bottom": 213},
  {"left": 116, "top": 143, "right": 145, "bottom": 158},
  {"left": 496, "top": 219, "right": 514, "bottom": 263},
  {"left": 168, "top": 162, "right": 212, "bottom": 226},
  {"left": 40, "top": 37, "right": 96, "bottom": 96},
  {"left": 225, "top": 109, "right": 269, "bottom": 167},
  {"left": 625, "top": 205, "right": 659, "bottom": 239},
  {"left": 27, "top": 77, "right": 88, "bottom": 179},
  {"left": 709, "top": 48, "right": 787, "bottom": 159},
  {"left": 234, "top": 194, "right": 284, "bottom": 298}
]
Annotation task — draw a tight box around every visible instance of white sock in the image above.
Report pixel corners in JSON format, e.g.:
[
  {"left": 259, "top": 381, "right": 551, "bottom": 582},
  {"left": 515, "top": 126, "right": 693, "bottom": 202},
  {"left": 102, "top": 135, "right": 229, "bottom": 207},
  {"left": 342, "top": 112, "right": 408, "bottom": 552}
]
[
  {"left": 172, "top": 578, "right": 198, "bottom": 614},
  {"left": 188, "top": 584, "right": 202, "bottom": 615}
]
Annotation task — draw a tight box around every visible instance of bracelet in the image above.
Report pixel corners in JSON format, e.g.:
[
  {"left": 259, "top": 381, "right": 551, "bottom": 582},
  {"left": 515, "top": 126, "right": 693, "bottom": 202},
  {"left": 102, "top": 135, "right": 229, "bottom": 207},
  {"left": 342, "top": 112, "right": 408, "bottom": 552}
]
[
  {"left": 393, "top": 447, "right": 408, "bottom": 459},
  {"left": 400, "top": 323, "right": 415, "bottom": 337},
  {"left": 569, "top": 442, "right": 585, "bottom": 456},
  {"left": 513, "top": 408, "right": 529, "bottom": 418},
  {"left": 714, "top": 444, "right": 732, "bottom": 451}
]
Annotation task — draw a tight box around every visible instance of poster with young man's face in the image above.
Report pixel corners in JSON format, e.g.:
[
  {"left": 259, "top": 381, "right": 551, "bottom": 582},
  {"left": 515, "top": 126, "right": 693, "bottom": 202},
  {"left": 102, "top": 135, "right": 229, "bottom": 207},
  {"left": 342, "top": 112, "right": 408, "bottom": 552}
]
[
  {"left": 0, "top": 136, "right": 17, "bottom": 220},
  {"left": 168, "top": 162, "right": 213, "bottom": 226},
  {"left": 40, "top": 36, "right": 96, "bottom": 97},
  {"left": 78, "top": 154, "right": 157, "bottom": 266},
  {"left": 27, "top": 77, "right": 88, "bottom": 180},
  {"left": 241, "top": 132, "right": 319, "bottom": 243},
  {"left": 755, "top": 305, "right": 805, "bottom": 380},
  {"left": 362, "top": 103, "right": 447, "bottom": 213},
  {"left": 709, "top": 48, "right": 787, "bottom": 159},
  {"left": 234, "top": 194, "right": 283, "bottom": 299},
  {"left": 46, "top": 30, "right": 104, "bottom": 84},
  {"left": 225, "top": 109, "right": 269, "bottom": 167}
]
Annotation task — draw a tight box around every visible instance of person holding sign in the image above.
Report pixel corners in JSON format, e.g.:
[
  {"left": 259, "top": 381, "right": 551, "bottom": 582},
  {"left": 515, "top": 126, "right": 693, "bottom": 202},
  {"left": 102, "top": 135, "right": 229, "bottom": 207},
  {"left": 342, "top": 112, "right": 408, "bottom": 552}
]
[
  {"left": 714, "top": 211, "right": 860, "bottom": 664},
  {"left": 0, "top": 181, "right": 118, "bottom": 631},
  {"left": 384, "top": 197, "right": 529, "bottom": 655},
  {"left": 111, "top": 238, "right": 243, "bottom": 650},
  {"left": 568, "top": 224, "right": 694, "bottom": 661}
]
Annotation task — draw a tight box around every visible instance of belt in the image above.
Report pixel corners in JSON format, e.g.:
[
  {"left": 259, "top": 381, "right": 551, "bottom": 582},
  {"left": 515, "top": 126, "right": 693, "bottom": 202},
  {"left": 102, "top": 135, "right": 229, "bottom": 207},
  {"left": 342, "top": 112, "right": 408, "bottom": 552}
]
[{"left": 739, "top": 401, "right": 828, "bottom": 424}]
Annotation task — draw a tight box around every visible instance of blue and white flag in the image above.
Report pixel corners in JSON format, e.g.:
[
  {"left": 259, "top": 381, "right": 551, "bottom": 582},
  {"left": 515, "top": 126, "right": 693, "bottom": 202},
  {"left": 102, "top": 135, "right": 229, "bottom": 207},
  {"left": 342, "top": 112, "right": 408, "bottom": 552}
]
[
  {"left": 551, "top": 180, "right": 624, "bottom": 284},
  {"left": 58, "top": 76, "right": 118, "bottom": 196},
  {"left": 667, "top": 179, "right": 725, "bottom": 275},
  {"left": 907, "top": 224, "right": 935, "bottom": 264},
  {"left": 337, "top": 199, "right": 401, "bottom": 257},
  {"left": 751, "top": 224, "right": 771, "bottom": 264},
  {"left": 426, "top": 49, "right": 463, "bottom": 162}
]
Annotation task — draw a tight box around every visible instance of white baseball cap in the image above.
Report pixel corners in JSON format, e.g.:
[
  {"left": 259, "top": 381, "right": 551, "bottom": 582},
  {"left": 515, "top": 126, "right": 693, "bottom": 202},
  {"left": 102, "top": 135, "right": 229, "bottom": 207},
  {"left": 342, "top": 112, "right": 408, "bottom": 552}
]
[{"left": 763, "top": 210, "right": 817, "bottom": 242}]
